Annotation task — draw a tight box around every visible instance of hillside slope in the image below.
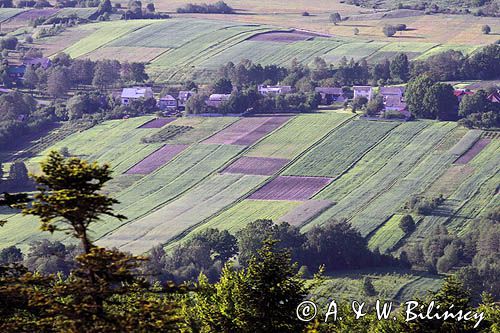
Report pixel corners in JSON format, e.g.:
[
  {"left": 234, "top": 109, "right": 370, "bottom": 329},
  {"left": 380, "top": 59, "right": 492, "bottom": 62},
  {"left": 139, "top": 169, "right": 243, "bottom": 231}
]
[{"left": 1, "top": 111, "right": 498, "bottom": 259}]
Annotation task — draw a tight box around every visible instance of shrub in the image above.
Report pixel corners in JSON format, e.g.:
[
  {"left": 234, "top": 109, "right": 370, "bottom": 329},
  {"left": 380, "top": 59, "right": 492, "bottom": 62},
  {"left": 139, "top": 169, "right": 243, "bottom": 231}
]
[
  {"left": 383, "top": 25, "right": 397, "bottom": 37},
  {"left": 301, "top": 11, "right": 309, "bottom": 16},
  {"left": 482, "top": 25, "right": 491, "bottom": 34},
  {"left": 399, "top": 215, "right": 416, "bottom": 234},
  {"left": 383, "top": 110, "right": 406, "bottom": 119},
  {"left": 176, "top": 1, "right": 234, "bottom": 14}
]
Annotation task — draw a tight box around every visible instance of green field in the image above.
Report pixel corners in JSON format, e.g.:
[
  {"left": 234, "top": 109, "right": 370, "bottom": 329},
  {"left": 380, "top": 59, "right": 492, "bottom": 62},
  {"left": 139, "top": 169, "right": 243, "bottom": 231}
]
[
  {"left": 62, "top": 20, "right": 155, "bottom": 58},
  {"left": 186, "top": 199, "right": 302, "bottom": 236},
  {"left": 311, "top": 271, "right": 442, "bottom": 304},
  {"left": 0, "top": 8, "right": 27, "bottom": 22},
  {"left": 36, "top": 16, "right": 494, "bottom": 83},
  {"left": 245, "top": 111, "right": 352, "bottom": 159},
  {"left": 368, "top": 214, "right": 407, "bottom": 253},
  {"left": 1, "top": 112, "right": 498, "bottom": 269},
  {"left": 99, "top": 173, "right": 268, "bottom": 254},
  {"left": 284, "top": 119, "right": 399, "bottom": 177}
]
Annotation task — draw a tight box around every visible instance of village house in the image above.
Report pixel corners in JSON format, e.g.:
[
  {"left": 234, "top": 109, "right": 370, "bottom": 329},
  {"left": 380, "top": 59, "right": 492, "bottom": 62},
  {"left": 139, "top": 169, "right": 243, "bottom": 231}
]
[
  {"left": 177, "top": 90, "right": 194, "bottom": 110},
  {"left": 22, "top": 57, "right": 52, "bottom": 70},
  {"left": 258, "top": 84, "right": 293, "bottom": 96},
  {"left": 353, "top": 86, "right": 373, "bottom": 101},
  {"left": 487, "top": 90, "right": 500, "bottom": 103},
  {"left": 379, "top": 86, "right": 406, "bottom": 112},
  {"left": 315, "top": 87, "right": 346, "bottom": 104},
  {"left": 158, "top": 94, "right": 177, "bottom": 111},
  {"left": 454, "top": 89, "right": 474, "bottom": 103},
  {"left": 205, "top": 94, "right": 231, "bottom": 108},
  {"left": 120, "top": 87, "right": 154, "bottom": 106}
]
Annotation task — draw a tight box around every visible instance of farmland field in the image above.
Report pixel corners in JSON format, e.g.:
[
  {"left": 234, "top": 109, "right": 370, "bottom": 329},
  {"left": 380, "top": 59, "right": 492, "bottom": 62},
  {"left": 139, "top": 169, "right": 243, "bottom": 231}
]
[
  {"left": 222, "top": 156, "right": 290, "bottom": 176},
  {"left": 125, "top": 144, "right": 188, "bottom": 174},
  {"left": 311, "top": 271, "right": 442, "bottom": 304},
  {"left": 284, "top": 119, "right": 399, "bottom": 177},
  {"left": 27, "top": 14, "right": 496, "bottom": 83},
  {"left": 203, "top": 116, "right": 290, "bottom": 145},
  {"left": 99, "top": 173, "right": 268, "bottom": 253},
  {"left": 83, "top": 46, "right": 168, "bottom": 63},
  {"left": 245, "top": 111, "right": 353, "bottom": 159},
  {"left": 182, "top": 199, "right": 302, "bottom": 237},
  {"left": 249, "top": 176, "right": 332, "bottom": 201},
  {"left": 62, "top": 20, "right": 155, "bottom": 58},
  {"left": 0, "top": 8, "right": 27, "bottom": 23},
  {"left": 138, "top": 117, "right": 177, "bottom": 128},
  {"left": 368, "top": 214, "right": 408, "bottom": 253}
]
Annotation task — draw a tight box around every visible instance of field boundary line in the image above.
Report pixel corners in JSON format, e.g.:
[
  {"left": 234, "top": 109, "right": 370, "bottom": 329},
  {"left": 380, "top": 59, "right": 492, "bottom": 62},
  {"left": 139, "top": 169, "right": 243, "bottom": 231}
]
[
  {"left": 345, "top": 123, "right": 457, "bottom": 228},
  {"left": 312, "top": 120, "right": 402, "bottom": 198},
  {"left": 163, "top": 174, "right": 271, "bottom": 248},
  {"left": 94, "top": 145, "right": 244, "bottom": 241},
  {"left": 67, "top": 22, "right": 155, "bottom": 58},
  {"left": 164, "top": 114, "right": 357, "bottom": 247}
]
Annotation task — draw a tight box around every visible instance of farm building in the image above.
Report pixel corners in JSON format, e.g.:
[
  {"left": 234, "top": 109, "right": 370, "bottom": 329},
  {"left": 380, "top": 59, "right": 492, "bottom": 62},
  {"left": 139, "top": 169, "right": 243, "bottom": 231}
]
[
  {"left": 380, "top": 86, "right": 406, "bottom": 112},
  {"left": 23, "top": 57, "right": 52, "bottom": 69},
  {"left": 454, "top": 89, "right": 474, "bottom": 102},
  {"left": 353, "top": 86, "right": 373, "bottom": 101},
  {"left": 487, "top": 90, "right": 500, "bottom": 103},
  {"left": 315, "top": 87, "right": 346, "bottom": 104},
  {"left": 121, "top": 87, "right": 154, "bottom": 106},
  {"left": 258, "top": 84, "right": 293, "bottom": 96},
  {"left": 384, "top": 95, "right": 407, "bottom": 112},
  {"left": 379, "top": 86, "right": 405, "bottom": 100},
  {"left": 178, "top": 90, "right": 195, "bottom": 110},
  {"left": 206, "top": 94, "right": 231, "bottom": 108},
  {"left": 158, "top": 94, "right": 177, "bottom": 111}
]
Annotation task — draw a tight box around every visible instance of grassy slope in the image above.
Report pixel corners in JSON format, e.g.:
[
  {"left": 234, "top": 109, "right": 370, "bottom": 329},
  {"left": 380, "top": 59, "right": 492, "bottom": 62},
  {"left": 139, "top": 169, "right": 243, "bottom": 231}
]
[
  {"left": 38, "top": 12, "right": 496, "bottom": 83},
  {"left": 98, "top": 174, "right": 268, "bottom": 253},
  {"left": 284, "top": 119, "right": 400, "bottom": 177}
]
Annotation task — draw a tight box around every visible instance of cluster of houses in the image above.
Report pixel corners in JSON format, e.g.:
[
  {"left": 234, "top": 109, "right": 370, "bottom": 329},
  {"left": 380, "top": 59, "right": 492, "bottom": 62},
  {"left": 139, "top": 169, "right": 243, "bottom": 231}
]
[
  {"left": 6, "top": 57, "right": 52, "bottom": 81},
  {"left": 118, "top": 84, "right": 408, "bottom": 115}
]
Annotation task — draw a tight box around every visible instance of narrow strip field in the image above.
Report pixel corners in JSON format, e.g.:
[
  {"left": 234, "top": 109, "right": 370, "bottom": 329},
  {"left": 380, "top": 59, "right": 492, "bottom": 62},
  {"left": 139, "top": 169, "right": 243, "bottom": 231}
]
[
  {"left": 184, "top": 199, "right": 302, "bottom": 237},
  {"left": 222, "top": 156, "right": 290, "bottom": 175},
  {"left": 232, "top": 116, "right": 291, "bottom": 145},
  {"left": 306, "top": 122, "right": 458, "bottom": 235},
  {"left": 284, "top": 120, "right": 399, "bottom": 177},
  {"left": 138, "top": 117, "right": 177, "bottom": 128},
  {"left": 454, "top": 138, "right": 491, "bottom": 164},
  {"left": 368, "top": 215, "right": 407, "bottom": 253},
  {"left": 99, "top": 174, "right": 267, "bottom": 254},
  {"left": 30, "top": 116, "right": 163, "bottom": 175},
  {"left": 125, "top": 144, "right": 188, "bottom": 174},
  {"left": 245, "top": 112, "right": 352, "bottom": 159},
  {"left": 63, "top": 20, "right": 154, "bottom": 58},
  {"left": 278, "top": 200, "right": 334, "bottom": 226},
  {"left": 249, "top": 176, "right": 332, "bottom": 201},
  {"left": 203, "top": 116, "right": 289, "bottom": 145}
]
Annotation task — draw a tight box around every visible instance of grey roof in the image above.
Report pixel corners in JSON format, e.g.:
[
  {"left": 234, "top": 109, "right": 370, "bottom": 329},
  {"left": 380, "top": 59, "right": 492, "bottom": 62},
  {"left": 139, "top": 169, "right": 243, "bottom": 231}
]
[
  {"left": 209, "top": 94, "right": 231, "bottom": 101},
  {"left": 315, "top": 87, "right": 343, "bottom": 95},
  {"left": 380, "top": 86, "right": 405, "bottom": 96},
  {"left": 353, "top": 86, "right": 372, "bottom": 92},
  {"left": 121, "top": 87, "right": 152, "bottom": 99}
]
